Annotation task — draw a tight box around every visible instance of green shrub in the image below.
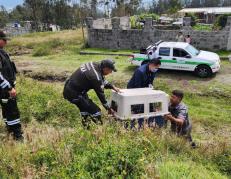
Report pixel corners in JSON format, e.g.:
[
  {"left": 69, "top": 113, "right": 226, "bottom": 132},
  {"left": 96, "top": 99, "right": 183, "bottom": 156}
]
[
  {"left": 193, "top": 24, "right": 213, "bottom": 31},
  {"left": 32, "top": 45, "right": 51, "bottom": 57},
  {"left": 214, "top": 14, "right": 231, "bottom": 30},
  {"left": 32, "top": 39, "right": 64, "bottom": 57},
  {"left": 139, "top": 13, "right": 159, "bottom": 21},
  {"left": 212, "top": 150, "right": 231, "bottom": 175},
  {"left": 158, "top": 160, "right": 228, "bottom": 178},
  {"left": 186, "top": 13, "right": 197, "bottom": 26},
  {"left": 130, "top": 13, "right": 159, "bottom": 29},
  {"left": 17, "top": 77, "right": 79, "bottom": 125}
]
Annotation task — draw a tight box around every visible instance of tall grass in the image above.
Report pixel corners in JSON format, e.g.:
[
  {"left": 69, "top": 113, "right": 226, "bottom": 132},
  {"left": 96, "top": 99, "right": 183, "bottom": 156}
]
[
  {"left": 0, "top": 30, "right": 230, "bottom": 178},
  {"left": 0, "top": 77, "right": 229, "bottom": 178}
]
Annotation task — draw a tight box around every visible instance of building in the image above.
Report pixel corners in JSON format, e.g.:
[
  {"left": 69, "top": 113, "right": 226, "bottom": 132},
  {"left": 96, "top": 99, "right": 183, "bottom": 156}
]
[{"left": 178, "top": 7, "right": 231, "bottom": 23}]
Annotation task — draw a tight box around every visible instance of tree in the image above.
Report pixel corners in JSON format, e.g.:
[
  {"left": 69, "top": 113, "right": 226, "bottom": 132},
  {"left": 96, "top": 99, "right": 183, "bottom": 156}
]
[
  {"left": 149, "top": 0, "right": 158, "bottom": 14},
  {"left": 9, "top": 5, "right": 29, "bottom": 22},
  {"left": 167, "top": 0, "right": 182, "bottom": 14},
  {"left": 204, "top": 0, "right": 220, "bottom": 7},
  {"left": 90, "top": 0, "right": 97, "bottom": 18},
  {"left": 222, "top": 0, "right": 231, "bottom": 6},
  {"left": 24, "top": 0, "right": 45, "bottom": 30},
  {"left": 190, "top": 0, "right": 201, "bottom": 7},
  {"left": 0, "top": 6, "right": 9, "bottom": 28},
  {"left": 152, "top": 0, "right": 181, "bottom": 15}
]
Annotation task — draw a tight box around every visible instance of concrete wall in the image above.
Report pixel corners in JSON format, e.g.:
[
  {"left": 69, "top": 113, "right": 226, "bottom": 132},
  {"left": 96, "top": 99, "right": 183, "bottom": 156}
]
[
  {"left": 91, "top": 16, "right": 130, "bottom": 30},
  {"left": 86, "top": 16, "right": 231, "bottom": 51}
]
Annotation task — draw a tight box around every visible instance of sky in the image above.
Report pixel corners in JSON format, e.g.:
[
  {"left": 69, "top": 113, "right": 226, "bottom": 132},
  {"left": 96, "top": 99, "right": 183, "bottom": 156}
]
[
  {"left": 0, "top": 0, "right": 24, "bottom": 9},
  {"left": 0, "top": 0, "right": 153, "bottom": 10}
]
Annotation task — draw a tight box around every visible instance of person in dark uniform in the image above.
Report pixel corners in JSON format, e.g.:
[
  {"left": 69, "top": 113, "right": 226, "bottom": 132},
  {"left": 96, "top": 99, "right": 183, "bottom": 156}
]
[
  {"left": 164, "top": 90, "right": 196, "bottom": 148},
  {"left": 0, "top": 31, "right": 23, "bottom": 140},
  {"left": 127, "top": 58, "right": 161, "bottom": 89},
  {"left": 127, "top": 58, "right": 162, "bottom": 129},
  {"left": 63, "top": 59, "right": 120, "bottom": 128}
]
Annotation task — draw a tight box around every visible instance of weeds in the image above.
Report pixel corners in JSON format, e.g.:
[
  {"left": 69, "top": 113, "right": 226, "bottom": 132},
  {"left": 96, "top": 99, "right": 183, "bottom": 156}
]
[{"left": 0, "top": 30, "right": 230, "bottom": 178}]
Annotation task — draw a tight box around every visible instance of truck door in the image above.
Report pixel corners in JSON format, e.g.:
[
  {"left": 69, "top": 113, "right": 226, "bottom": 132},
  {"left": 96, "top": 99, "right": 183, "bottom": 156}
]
[
  {"left": 158, "top": 47, "right": 172, "bottom": 69},
  {"left": 172, "top": 48, "right": 192, "bottom": 71}
]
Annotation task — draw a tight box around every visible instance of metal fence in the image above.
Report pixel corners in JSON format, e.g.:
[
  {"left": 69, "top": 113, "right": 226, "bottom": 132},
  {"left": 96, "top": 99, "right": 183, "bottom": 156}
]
[{"left": 3, "top": 27, "right": 32, "bottom": 37}]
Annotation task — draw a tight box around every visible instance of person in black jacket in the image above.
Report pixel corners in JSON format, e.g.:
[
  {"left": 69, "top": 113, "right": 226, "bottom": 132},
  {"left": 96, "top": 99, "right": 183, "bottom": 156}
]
[
  {"left": 127, "top": 59, "right": 162, "bottom": 129},
  {"left": 63, "top": 59, "right": 120, "bottom": 128},
  {"left": 0, "top": 31, "right": 23, "bottom": 140},
  {"left": 127, "top": 59, "right": 161, "bottom": 89}
]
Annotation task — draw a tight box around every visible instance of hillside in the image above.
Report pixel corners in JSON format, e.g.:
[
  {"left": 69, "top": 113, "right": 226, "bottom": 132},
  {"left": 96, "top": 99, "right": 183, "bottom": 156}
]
[{"left": 0, "top": 30, "right": 230, "bottom": 178}]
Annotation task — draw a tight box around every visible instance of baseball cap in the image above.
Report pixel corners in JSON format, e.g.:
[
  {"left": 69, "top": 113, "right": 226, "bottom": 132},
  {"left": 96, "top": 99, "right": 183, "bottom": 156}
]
[
  {"left": 0, "top": 31, "right": 10, "bottom": 41},
  {"left": 101, "top": 59, "right": 117, "bottom": 72}
]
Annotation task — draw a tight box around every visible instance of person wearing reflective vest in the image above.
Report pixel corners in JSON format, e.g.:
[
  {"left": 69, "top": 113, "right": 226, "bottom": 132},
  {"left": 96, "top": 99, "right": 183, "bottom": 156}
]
[
  {"left": 63, "top": 59, "right": 120, "bottom": 128},
  {"left": 0, "top": 31, "right": 23, "bottom": 140}
]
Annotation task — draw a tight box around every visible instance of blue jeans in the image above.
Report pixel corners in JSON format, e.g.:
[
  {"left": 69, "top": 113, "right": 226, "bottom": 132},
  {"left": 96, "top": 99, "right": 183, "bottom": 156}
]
[{"left": 128, "top": 116, "right": 165, "bottom": 129}]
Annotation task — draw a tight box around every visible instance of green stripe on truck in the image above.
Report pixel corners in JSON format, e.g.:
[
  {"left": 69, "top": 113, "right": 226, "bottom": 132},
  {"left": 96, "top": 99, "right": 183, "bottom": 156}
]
[{"left": 133, "top": 58, "right": 213, "bottom": 66}]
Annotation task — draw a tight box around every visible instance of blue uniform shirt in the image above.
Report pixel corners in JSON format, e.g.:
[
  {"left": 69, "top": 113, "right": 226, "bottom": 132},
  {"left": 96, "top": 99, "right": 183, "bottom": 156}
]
[{"left": 127, "top": 64, "right": 157, "bottom": 89}]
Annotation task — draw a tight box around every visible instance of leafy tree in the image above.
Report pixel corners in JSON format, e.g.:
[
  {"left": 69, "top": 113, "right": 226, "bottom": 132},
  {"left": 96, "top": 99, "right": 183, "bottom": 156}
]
[
  {"left": 190, "top": 0, "right": 201, "bottom": 7},
  {"left": 204, "top": 0, "right": 220, "bottom": 7},
  {"left": 0, "top": 6, "right": 9, "bottom": 28}
]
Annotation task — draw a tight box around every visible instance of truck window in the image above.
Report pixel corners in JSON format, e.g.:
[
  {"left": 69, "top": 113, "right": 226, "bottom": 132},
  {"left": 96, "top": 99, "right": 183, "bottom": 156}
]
[
  {"left": 159, "top": 47, "right": 170, "bottom": 56},
  {"left": 173, "top": 48, "right": 188, "bottom": 57}
]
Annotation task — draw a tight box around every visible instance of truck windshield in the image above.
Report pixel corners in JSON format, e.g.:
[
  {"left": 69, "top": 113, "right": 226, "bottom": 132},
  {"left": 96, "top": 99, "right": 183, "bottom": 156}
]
[{"left": 185, "top": 45, "right": 200, "bottom": 56}]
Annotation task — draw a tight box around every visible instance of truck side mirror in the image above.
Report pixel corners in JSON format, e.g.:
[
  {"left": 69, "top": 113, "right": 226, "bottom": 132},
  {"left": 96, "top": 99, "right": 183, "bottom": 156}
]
[{"left": 185, "top": 55, "right": 191, "bottom": 58}]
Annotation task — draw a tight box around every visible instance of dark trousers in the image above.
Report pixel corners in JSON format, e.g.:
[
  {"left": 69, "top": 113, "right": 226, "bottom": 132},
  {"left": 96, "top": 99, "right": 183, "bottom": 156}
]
[
  {"left": 70, "top": 93, "right": 101, "bottom": 119},
  {"left": 129, "top": 116, "right": 166, "bottom": 129},
  {"left": 0, "top": 97, "right": 22, "bottom": 139},
  {"left": 63, "top": 83, "right": 102, "bottom": 126}
]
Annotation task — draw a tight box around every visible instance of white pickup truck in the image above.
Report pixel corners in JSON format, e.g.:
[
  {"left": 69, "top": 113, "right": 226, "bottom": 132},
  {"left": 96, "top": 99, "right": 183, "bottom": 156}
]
[{"left": 129, "top": 41, "right": 221, "bottom": 77}]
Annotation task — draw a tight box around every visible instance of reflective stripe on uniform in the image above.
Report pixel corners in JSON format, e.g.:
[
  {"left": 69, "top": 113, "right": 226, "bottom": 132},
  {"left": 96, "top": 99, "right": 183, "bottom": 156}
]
[
  {"left": 86, "top": 63, "right": 91, "bottom": 71},
  {"left": 0, "top": 79, "right": 11, "bottom": 89},
  {"left": 80, "top": 112, "right": 89, "bottom": 116},
  {"left": 92, "top": 112, "right": 101, "bottom": 117},
  {"left": 90, "top": 62, "right": 100, "bottom": 81},
  {"left": 7, "top": 119, "right": 20, "bottom": 126}
]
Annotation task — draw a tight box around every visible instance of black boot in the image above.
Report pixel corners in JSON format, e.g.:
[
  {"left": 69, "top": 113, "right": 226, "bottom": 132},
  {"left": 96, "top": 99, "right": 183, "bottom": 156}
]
[{"left": 8, "top": 124, "right": 24, "bottom": 141}]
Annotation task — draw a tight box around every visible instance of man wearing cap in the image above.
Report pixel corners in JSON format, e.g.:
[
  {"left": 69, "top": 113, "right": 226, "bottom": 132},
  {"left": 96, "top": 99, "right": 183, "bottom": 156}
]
[
  {"left": 63, "top": 59, "right": 120, "bottom": 128},
  {"left": 127, "top": 58, "right": 162, "bottom": 129},
  {"left": 0, "top": 31, "right": 23, "bottom": 140}
]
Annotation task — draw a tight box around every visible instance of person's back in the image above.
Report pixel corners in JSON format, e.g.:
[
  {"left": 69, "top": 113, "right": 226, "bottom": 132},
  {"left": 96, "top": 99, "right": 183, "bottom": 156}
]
[
  {"left": 63, "top": 59, "right": 120, "bottom": 128},
  {"left": 68, "top": 62, "right": 102, "bottom": 94}
]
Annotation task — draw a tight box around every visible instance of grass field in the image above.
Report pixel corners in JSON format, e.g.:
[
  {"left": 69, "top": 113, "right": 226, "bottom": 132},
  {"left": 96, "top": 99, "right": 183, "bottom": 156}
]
[{"left": 0, "top": 30, "right": 230, "bottom": 178}]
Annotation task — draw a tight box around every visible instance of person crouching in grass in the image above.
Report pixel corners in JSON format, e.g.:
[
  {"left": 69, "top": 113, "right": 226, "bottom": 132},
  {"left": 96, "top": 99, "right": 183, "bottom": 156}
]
[{"left": 164, "top": 90, "right": 196, "bottom": 148}]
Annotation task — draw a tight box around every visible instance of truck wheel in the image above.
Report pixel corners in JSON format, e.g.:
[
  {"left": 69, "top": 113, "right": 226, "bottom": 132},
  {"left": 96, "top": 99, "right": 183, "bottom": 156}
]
[
  {"left": 195, "top": 65, "right": 212, "bottom": 78},
  {"left": 141, "top": 60, "right": 149, "bottom": 66}
]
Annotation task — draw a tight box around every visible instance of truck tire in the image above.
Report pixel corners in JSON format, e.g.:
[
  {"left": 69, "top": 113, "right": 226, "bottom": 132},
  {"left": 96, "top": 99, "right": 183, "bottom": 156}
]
[{"left": 195, "top": 65, "right": 212, "bottom": 78}]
